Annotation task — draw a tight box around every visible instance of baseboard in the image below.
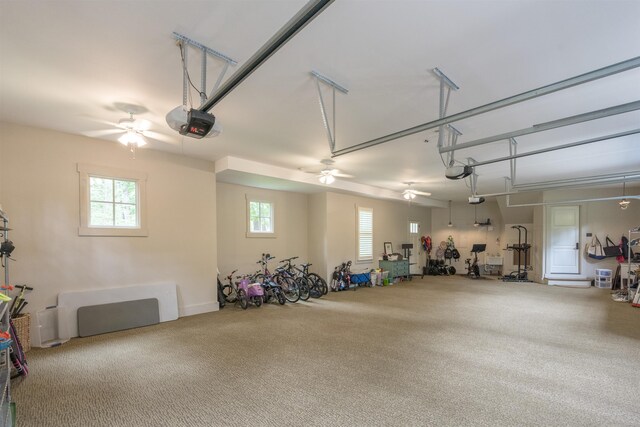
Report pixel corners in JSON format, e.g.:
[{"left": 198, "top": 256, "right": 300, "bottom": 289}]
[
  {"left": 179, "top": 301, "right": 219, "bottom": 317},
  {"left": 547, "top": 279, "right": 591, "bottom": 288}
]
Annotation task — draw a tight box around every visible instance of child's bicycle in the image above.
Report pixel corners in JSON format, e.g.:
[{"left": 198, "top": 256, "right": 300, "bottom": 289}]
[
  {"left": 254, "top": 253, "right": 299, "bottom": 303},
  {"left": 220, "top": 270, "right": 263, "bottom": 310}
]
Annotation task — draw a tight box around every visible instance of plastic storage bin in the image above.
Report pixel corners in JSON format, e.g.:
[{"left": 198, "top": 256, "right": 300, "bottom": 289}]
[
  {"left": 36, "top": 306, "right": 70, "bottom": 347},
  {"left": 595, "top": 269, "right": 612, "bottom": 289}
]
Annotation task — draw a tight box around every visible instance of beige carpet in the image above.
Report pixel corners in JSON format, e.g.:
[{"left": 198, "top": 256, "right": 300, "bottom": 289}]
[{"left": 12, "top": 276, "right": 640, "bottom": 426}]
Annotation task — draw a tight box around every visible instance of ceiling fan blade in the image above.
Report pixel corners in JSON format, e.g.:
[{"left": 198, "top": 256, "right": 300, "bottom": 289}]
[
  {"left": 415, "top": 190, "right": 432, "bottom": 196},
  {"left": 83, "top": 129, "right": 124, "bottom": 138},
  {"left": 144, "top": 130, "right": 176, "bottom": 144},
  {"left": 334, "top": 173, "right": 354, "bottom": 178}
]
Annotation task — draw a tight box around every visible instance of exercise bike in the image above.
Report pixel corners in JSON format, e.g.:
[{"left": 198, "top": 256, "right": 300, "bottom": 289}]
[{"left": 466, "top": 244, "right": 486, "bottom": 279}]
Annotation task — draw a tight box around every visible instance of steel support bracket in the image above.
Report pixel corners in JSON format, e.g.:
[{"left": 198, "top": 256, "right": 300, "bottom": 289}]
[
  {"left": 172, "top": 32, "right": 237, "bottom": 108},
  {"left": 311, "top": 70, "right": 348, "bottom": 153}
]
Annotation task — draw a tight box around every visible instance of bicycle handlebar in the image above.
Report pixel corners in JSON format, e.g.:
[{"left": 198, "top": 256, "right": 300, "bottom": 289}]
[
  {"left": 15, "top": 285, "right": 34, "bottom": 291},
  {"left": 279, "top": 256, "right": 298, "bottom": 263}
]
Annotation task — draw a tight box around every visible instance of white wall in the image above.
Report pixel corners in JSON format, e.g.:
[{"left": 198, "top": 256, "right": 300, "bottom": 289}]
[
  {"left": 324, "top": 192, "right": 431, "bottom": 280},
  {"left": 431, "top": 200, "right": 503, "bottom": 272},
  {"left": 216, "top": 182, "right": 309, "bottom": 278},
  {"left": 0, "top": 123, "right": 218, "bottom": 324},
  {"left": 541, "top": 187, "right": 640, "bottom": 280},
  {"left": 308, "top": 192, "right": 327, "bottom": 279}
]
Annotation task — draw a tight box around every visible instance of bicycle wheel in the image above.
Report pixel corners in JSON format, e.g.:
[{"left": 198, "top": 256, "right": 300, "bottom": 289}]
[
  {"left": 253, "top": 296, "right": 262, "bottom": 307},
  {"left": 297, "top": 277, "right": 310, "bottom": 301},
  {"left": 308, "top": 273, "right": 328, "bottom": 296},
  {"left": 308, "top": 276, "right": 322, "bottom": 298},
  {"left": 277, "top": 291, "right": 286, "bottom": 305},
  {"left": 238, "top": 289, "right": 249, "bottom": 310},
  {"left": 221, "top": 284, "right": 237, "bottom": 303},
  {"left": 276, "top": 275, "right": 299, "bottom": 303}
]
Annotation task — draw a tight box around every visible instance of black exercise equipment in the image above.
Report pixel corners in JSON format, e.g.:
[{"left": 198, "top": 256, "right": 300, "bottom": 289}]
[
  {"left": 502, "top": 225, "right": 533, "bottom": 282},
  {"left": 466, "top": 244, "right": 485, "bottom": 279}
]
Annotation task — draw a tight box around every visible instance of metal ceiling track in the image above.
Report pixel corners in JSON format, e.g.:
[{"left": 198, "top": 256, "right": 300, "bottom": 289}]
[
  {"left": 439, "top": 100, "right": 640, "bottom": 154},
  {"left": 311, "top": 70, "right": 348, "bottom": 153},
  {"left": 172, "top": 32, "right": 237, "bottom": 107},
  {"left": 199, "top": 0, "right": 335, "bottom": 113},
  {"left": 470, "top": 128, "right": 640, "bottom": 168},
  {"left": 331, "top": 56, "right": 640, "bottom": 157},
  {"left": 474, "top": 172, "right": 640, "bottom": 198},
  {"left": 506, "top": 194, "right": 640, "bottom": 208}
]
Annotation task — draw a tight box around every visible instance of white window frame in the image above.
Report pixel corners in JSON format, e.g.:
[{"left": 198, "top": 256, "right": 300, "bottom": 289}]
[
  {"left": 78, "top": 163, "right": 148, "bottom": 237},
  {"left": 357, "top": 206, "right": 373, "bottom": 262},
  {"left": 246, "top": 195, "right": 277, "bottom": 238}
]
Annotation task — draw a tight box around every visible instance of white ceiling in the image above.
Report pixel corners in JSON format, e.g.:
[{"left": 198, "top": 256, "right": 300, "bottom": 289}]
[{"left": 2, "top": 0, "right": 639, "bottom": 202}]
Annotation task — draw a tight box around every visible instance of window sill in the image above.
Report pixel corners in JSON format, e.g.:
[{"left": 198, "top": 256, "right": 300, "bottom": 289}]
[
  {"left": 79, "top": 226, "right": 148, "bottom": 237},
  {"left": 246, "top": 232, "right": 277, "bottom": 239}
]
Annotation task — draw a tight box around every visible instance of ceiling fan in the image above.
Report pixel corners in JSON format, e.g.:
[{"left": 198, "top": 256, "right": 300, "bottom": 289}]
[
  {"left": 402, "top": 182, "right": 431, "bottom": 200},
  {"left": 301, "top": 159, "right": 353, "bottom": 184},
  {"left": 84, "top": 103, "right": 174, "bottom": 149}
]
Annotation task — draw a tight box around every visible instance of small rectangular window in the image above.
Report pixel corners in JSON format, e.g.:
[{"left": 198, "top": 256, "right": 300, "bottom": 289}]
[
  {"left": 357, "top": 207, "right": 373, "bottom": 261},
  {"left": 249, "top": 201, "right": 273, "bottom": 233},
  {"left": 246, "top": 195, "right": 277, "bottom": 238},
  {"left": 89, "top": 177, "right": 138, "bottom": 227},
  {"left": 409, "top": 221, "right": 419, "bottom": 234},
  {"left": 78, "top": 164, "right": 147, "bottom": 237}
]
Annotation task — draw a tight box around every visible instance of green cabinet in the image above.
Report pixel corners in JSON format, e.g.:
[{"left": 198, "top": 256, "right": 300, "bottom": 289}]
[{"left": 379, "top": 259, "right": 409, "bottom": 279}]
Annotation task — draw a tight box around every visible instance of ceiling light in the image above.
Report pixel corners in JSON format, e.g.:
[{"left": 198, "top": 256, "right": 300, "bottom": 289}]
[
  {"left": 619, "top": 181, "right": 630, "bottom": 209},
  {"left": 403, "top": 190, "right": 416, "bottom": 200},
  {"left": 619, "top": 199, "right": 630, "bottom": 209},
  {"left": 319, "top": 174, "right": 335, "bottom": 185},
  {"left": 118, "top": 130, "right": 146, "bottom": 147}
]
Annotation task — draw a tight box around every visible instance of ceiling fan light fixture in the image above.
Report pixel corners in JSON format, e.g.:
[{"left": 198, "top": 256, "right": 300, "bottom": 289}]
[
  {"left": 319, "top": 174, "right": 335, "bottom": 185},
  {"left": 118, "top": 130, "right": 146, "bottom": 147},
  {"left": 403, "top": 190, "right": 416, "bottom": 200}
]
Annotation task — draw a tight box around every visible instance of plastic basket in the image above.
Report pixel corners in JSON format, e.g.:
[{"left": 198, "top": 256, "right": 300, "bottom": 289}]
[
  {"left": 36, "top": 306, "right": 70, "bottom": 348},
  {"left": 12, "top": 313, "right": 31, "bottom": 353}
]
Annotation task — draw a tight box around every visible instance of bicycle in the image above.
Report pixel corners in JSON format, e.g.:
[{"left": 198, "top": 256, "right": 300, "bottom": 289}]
[
  {"left": 253, "top": 253, "right": 299, "bottom": 303},
  {"left": 220, "top": 270, "right": 251, "bottom": 310},
  {"left": 276, "top": 256, "right": 310, "bottom": 301},
  {"left": 293, "top": 262, "right": 328, "bottom": 298}
]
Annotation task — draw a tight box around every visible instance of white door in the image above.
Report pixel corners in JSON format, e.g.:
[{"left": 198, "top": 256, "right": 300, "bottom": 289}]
[
  {"left": 547, "top": 206, "right": 580, "bottom": 274},
  {"left": 408, "top": 220, "right": 422, "bottom": 274}
]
